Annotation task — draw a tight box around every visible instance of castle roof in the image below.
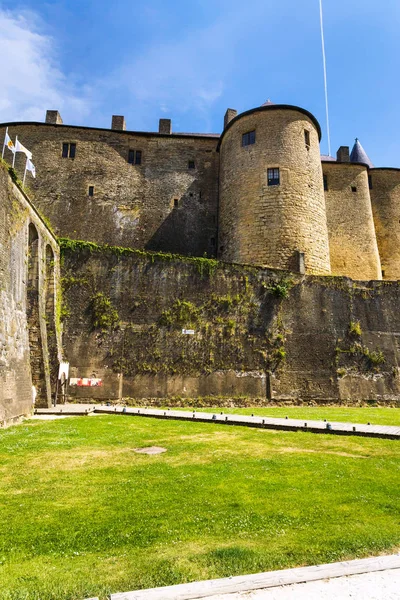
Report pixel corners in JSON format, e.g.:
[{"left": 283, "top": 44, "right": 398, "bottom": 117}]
[{"left": 350, "top": 138, "right": 374, "bottom": 168}]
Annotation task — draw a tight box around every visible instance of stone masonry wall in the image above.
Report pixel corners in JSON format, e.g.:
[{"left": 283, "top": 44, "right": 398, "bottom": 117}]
[
  {"left": 0, "top": 123, "right": 219, "bottom": 257},
  {"left": 218, "top": 108, "right": 331, "bottom": 274},
  {"left": 0, "top": 165, "right": 61, "bottom": 423},
  {"left": 369, "top": 168, "right": 400, "bottom": 280},
  {"left": 61, "top": 243, "right": 400, "bottom": 404},
  {"left": 323, "top": 162, "right": 381, "bottom": 280}
]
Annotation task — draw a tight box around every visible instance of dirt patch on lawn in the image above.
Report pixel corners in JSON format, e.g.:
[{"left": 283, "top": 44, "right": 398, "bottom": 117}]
[{"left": 134, "top": 446, "right": 167, "bottom": 455}]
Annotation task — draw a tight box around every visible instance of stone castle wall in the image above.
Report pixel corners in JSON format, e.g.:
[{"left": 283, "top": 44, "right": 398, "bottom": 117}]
[
  {"left": 0, "top": 165, "right": 61, "bottom": 424},
  {"left": 1, "top": 109, "right": 399, "bottom": 283},
  {"left": 323, "top": 162, "right": 381, "bottom": 280},
  {"left": 218, "top": 108, "right": 331, "bottom": 274},
  {"left": 61, "top": 243, "right": 400, "bottom": 404},
  {"left": 369, "top": 168, "right": 400, "bottom": 280},
  {"left": 0, "top": 123, "right": 219, "bottom": 257}
]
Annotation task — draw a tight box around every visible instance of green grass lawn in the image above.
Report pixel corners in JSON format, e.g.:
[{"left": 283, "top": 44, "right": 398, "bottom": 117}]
[
  {"left": 0, "top": 415, "right": 399, "bottom": 600},
  {"left": 169, "top": 406, "right": 400, "bottom": 426}
]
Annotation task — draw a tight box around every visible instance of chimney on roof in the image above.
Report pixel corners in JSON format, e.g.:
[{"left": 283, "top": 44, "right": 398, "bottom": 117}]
[
  {"left": 224, "top": 109, "right": 238, "bottom": 129},
  {"left": 159, "top": 119, "right": 172, "bottom": 134},
  {"left": 45, "top": 110, "right": 63, "bottom": 125},
  {"left": 111, "top": 115, "right": 126, "bottom": 131},
  {"left": 336, "top": 146, "right": 350, "bottom": 163}
]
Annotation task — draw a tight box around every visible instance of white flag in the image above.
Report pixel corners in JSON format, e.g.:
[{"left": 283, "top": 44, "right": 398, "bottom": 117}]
[
  {"left": 26, "top": 158, "right": 36, "bottom": 178},
  {"left": 15, "top": 139, "right": 32, "bottom": 159},
  {"left": 4, "top": 131, "right": 15, "bottom": 153}
]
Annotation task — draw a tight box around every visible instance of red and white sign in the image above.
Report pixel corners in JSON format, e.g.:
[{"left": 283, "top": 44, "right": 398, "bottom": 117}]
[{"left": 69, "top": 378, "right": 103, "bottom": 387}]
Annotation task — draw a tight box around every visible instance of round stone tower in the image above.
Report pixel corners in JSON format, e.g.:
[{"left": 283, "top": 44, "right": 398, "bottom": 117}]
[
  {"left": 218, "top": 103, "right": 331, "bottom": 274},
  {"left": 369, "top": 168, "right": 400, "bottom": 279}
]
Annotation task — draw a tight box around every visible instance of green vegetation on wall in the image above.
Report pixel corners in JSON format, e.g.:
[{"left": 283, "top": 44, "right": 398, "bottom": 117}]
[
  {"left": 59, "top": 237, "right": 221, "bottom": 277},
  {"left": 91, "top": 292, "right": 120, "bottom": 332}
]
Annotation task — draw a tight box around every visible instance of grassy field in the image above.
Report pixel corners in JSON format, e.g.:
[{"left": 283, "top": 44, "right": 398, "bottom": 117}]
[
  {"left": 169, "top": 406, "right": 400, "bottom": 426},
  {"left": 0, "top": 415, "right": 399, "bottom": 600}
]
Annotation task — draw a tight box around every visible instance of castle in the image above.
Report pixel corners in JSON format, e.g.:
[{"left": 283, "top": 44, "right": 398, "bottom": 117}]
[
  {"left": 2, "top": 99, "right": 400, "bottom": 423},
  {"left": 2, "top": 100, "right": 400, "bottom": 281}
]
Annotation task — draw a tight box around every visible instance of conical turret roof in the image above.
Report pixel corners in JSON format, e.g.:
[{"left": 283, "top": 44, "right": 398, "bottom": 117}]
[{"left": 350, "top": 138, "right": 374, "bottom": 168}]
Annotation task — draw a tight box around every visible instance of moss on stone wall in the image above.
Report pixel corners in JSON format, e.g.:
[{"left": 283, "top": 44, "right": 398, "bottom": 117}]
[
  {"left": 60, "top": 241, "right": 400, "bottom": 402},
  {"left": 59, "top": 237, "right": 220, "bottom": 277}
]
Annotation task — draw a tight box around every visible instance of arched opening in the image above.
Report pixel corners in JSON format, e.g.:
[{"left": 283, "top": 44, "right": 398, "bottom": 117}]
[
  {"left": 45, "top": 245, "right": 58, "bottom": 400},
  {"left": 27, "top": 223, "right": 47, "bottom": 406}
]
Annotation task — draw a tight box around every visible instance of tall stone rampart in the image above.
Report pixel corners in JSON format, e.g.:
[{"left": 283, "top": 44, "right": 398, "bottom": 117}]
[
  {"left": 0, "top": 123, "right": 219, "bottom": 257},
  {"left": 61, "top": 242, "right": 400, "bottom": 404},
  {"left": 323, "top": 162, "right": 381, "bottom": 280},
  {"left": 218, "top": 106, "right": 331, "bottom": 274},
  {"left": 369, "top": 168, "right": 400, "bottom": 280},
  {"left": 0, "top": 164, "right": 61, "bottom": 423}
]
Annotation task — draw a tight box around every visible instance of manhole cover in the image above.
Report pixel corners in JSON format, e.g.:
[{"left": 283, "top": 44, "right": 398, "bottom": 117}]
[{"left": 134, "top": 446, "right": 167, "bottom": 455}]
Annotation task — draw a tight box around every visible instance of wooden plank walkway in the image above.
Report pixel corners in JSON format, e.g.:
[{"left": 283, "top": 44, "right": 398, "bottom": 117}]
[
  {"left": 35, "top": 405, "right": 400, "bottom": 440},
  {"left": 109, "top": 554, "right": 400, "bottom": 600}
]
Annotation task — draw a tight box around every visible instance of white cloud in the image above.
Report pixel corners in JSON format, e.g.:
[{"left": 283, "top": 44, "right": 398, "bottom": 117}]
[
  {"left": 0, "top": 9, "right": 92, "bottom": 124},
  {"left": 100, "top": 2, "right": 271, "bottom": 132},
  {"left": 105, "top": 27, "right": 227, "bottom": 131}
]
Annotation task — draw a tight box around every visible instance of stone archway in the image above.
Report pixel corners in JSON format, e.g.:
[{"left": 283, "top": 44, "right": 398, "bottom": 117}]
[{"left": 27, "top": 223, "right": 47, "bottom": 407}]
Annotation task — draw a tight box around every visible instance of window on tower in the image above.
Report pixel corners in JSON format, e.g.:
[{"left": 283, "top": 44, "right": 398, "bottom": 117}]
[
  {"left": 242, "top": 130, "right": 256, "bottom": 147},
  {"left": 267, "top": 168, "right": 280, "bottom": 186}
]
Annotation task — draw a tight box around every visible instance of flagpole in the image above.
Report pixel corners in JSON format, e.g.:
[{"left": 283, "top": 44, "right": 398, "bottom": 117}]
[
  {"left": 1, "top": 127, "right": 8, "bottom": 159},
  {"left": 23, "top": 156, "right": 28, "bottom": 186},
  {"left": 12, "top": 135, "right": 17, "bottom": 167},
  {"left": 319, "top": 0, "right": 331, "bottom": 157}
]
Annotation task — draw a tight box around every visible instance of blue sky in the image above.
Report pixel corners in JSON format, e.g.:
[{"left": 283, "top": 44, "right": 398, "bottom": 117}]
[{"left": 0, "top": 0, "right": 399, "bottom": 165}]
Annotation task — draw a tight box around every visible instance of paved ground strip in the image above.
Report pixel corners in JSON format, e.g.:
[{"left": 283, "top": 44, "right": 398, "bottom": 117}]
[
  {"left": 109, "top": 554, "right": 400, "bottom": 600},
  {"left": 188, "top": 569, "right": 400, "bottom": 600},
  {"left": 35, "top": 405, "right": 400, "bottom": 440}
]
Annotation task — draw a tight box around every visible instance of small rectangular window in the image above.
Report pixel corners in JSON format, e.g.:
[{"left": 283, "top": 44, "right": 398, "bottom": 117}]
[
  {"left": 242, "top": 130, "right": 256, "bottom": 147},
  {"left": 188, "top": 160, "right": 195, "bottom": 169},
  {"left": 128, "top": 149, "right": 142, "bottom": 165},
  {"left": 368, "top": 175, "right": 373, "bottom": 190},
  {"left": 88, "top": 186, "right": 94, "bottom": 197},
  {"left": 323, "top": 174, "right": 328, "bottom": 191},
  {"left": 382, "top": 270, "right": 386, "bottom": 278},
  {"left": 62, "top": 143, "right": 76, "bottom": 158},
  {"left": 267, "top": 168, "right": 280, "bottom": 186},
  {"left": 351, "top": 186, "right": 357, "bottom": 193},
  {"left": 174, "top": 199, "right": 179, "bottom": 207},
  {"left": 210, "top": 237, "right": 215, "bottom": 246},
  {"left": 304, "top": 130, "right": 311, "bottom": 148}
]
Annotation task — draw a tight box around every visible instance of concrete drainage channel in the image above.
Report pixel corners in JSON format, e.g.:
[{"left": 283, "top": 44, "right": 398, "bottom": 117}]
[
  {"left": 34, "top": 405, "right": 400, "bottom": 440},
  {"left": 83, "top": 554, "right": 400, "bottom": 600}
]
